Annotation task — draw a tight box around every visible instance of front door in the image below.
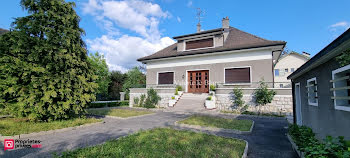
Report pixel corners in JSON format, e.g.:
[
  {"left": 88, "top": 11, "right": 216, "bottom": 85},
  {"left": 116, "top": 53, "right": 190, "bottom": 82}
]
[
  {"left": 295, "top": 83, "right": 302, "bottom": 125},
  {"left": 188, "top": 70, "right": 209, "bottom": 93}
]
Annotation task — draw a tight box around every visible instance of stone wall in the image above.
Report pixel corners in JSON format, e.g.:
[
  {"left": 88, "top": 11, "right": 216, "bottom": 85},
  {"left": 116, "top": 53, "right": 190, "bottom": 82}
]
[
  {"left": 216, "top": 94, "right": 293, "bottom": 116},
  {"left": 129, "top": 88, "right": 175, "bottom": 108}
]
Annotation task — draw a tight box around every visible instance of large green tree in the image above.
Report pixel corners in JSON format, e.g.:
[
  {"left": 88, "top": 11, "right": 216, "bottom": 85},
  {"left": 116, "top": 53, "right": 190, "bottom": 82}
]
[
  {"left": 123, "top": 67, "right": 146, "bottom": 93},
  {"left": 336, "top": 49, "right": 350, "bottom": 67},
  {"left": 88, "top": 52, "right": 110, "bottom": 100},
  {"left": 0, "top": 0, "right": 97, "bottom": 121},
  {"left": 108, "top": 71, "right": 127, "bottom": 100}
]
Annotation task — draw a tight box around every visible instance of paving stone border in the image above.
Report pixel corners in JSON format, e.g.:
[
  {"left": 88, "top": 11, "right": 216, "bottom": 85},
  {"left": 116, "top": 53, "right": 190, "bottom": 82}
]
[
  {"left": 0, "top": 121, "right": 103, "bottom": 141},
  {"left": 88, "top": 112, "right": 157, "bottom": 120},
  {"left": 287, "top": 134, "right": 304, "bottom": 158},
  {"left": 173, "top": 116, "right": 254, "bottom": 134}
]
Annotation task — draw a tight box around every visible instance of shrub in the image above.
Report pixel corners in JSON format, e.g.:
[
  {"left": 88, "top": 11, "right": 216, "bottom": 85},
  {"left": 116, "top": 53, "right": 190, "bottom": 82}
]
[
  {"left": 210, "top": 84, "right": 216, "bottom": 91},
  {"left": 175, "top": 89, "right": 179, "bottom": 95},
  {"left": 139, "top": 94, "right": 146, "bottom": 107},
  {"left": 144, "top": 88, "right": 161, "bottom": 109},
  {"left": 119, "top": 101, "right": 129, "bottom": 106},
  {"left": 88, "top": 103, "right": 107, "bottom": 108},
  {"left": 254, "top": 80, "right": 276, "bottom": 106},
  {"left": 176, "top": 85, "right": 183, "bottom": 91},
  {"left": 232, "top": 88, "right": 244, "bottom": 107},
  {"left": 209, "top": 92, "right": 214, "bottom": 96},
  {"left": 288, "top": 124, "right": 350, "bottom": 157},
  {"left": 171, "top": 96, "right": 175, "bottom": 100},
  {"left": 134, "top": 97, "right": 140, "bottom": 106},
  {"left": 206, "top": 96, "right": 212, "bottom": 101}
]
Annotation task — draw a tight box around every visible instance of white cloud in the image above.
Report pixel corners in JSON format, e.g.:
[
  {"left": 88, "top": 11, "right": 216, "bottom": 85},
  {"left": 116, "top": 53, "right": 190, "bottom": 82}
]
[
  {"left": 82, "top": 0, "right": 175, "bottom": 72},
  {"left": 177, "top": 16, "right": 181, "bottom": 23},
  {"left": 329, "top": 21, "right": 350, "bottom": 32},
  {"left": 187, "top": 0, "right": 193, "bottom": 7}
]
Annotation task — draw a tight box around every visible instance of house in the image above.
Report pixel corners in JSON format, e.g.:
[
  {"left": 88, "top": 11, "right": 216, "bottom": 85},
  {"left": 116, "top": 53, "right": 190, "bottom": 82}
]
[
  {"left": 288, "top": 28, "right": 350, "bottom": 139},
  {"left": 274, "top": 52, "right": 309, "bottom": 88},
  {"left": 131, "top": 17, "right": 293, "bottom": 115}
]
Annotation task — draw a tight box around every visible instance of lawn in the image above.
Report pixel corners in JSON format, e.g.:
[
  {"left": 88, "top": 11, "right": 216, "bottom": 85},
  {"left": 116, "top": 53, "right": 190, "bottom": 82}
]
[
  {"left": 178, "top": 115, "right": 253, "bottom": 131},
  {"left": 0, "top": 117, "right": 101, "bottom": 136},
  {"left": 87, "top": 108, "right": 153, "bottom": 118},
  {"left": 60, "top": 128, "right": 246, "bottom": 158}
]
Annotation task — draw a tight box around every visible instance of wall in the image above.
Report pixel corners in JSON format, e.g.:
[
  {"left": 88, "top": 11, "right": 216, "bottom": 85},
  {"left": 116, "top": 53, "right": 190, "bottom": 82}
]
[
  {"left": 146, "top": 49, "right": 274, "bottom": 92},
  {"left": 216, "top": 88, "right": 293, "bottom": 116},
  {"left": 292, "top": 58, "right": 350, "bottom": 140},
  {"left": 129, "top": 88, "right": 176, "bottom": 108},
  {"left": 275, "top": 54, "right": 308, "bottom": 83}
]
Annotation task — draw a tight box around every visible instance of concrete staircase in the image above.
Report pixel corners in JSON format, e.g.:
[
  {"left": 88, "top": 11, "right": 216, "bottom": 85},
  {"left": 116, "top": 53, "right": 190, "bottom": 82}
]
[{"left": 165, "top": 93, "right": 217, "bottom": 114}]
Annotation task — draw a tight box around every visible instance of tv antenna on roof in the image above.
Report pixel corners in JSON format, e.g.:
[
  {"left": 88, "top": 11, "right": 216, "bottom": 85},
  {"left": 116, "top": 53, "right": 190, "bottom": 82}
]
[{"left": 196, "top": 8, "right": 204, "bottom": 25}]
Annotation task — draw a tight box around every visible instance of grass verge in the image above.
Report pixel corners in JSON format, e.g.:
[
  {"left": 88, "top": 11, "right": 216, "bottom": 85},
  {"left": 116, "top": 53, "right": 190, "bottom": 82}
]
[
  {"left": 221, "top": 110, "right": 285, "bottom": 117},
  {"left": 87, "top": 108, "right": 153, "bottom": 118},
  {"left": 0, "top": 117, "right": 101, "bottom": 136},
  {"left": 59, "top": 128, "right": 246, "bottom": 158},
  {"left": 178, "top": 115, "right": 253, "bottom": 131}
]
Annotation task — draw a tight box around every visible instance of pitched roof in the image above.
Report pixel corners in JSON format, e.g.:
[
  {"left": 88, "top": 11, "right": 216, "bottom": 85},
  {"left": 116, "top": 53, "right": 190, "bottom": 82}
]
[
  {"left": 277, "top": 51, "right": 310, "bottom": 62},
  {"left": 288, "top": 28, "right": 350, "bottom": 79},
  {"left": 138, "top": 27, "right": 286, "bottom": 62},
  {"left": 0, "top": 28, "right": 9, "bottom": 35}
]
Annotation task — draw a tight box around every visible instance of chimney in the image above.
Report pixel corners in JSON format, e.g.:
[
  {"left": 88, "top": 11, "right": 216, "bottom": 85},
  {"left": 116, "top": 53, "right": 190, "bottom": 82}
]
[
  {"left": 222, "top": 17, "right": 229, "bottom": 28},
  {"left": 302, "top": 51, "right": 310, "bottom": 58},
  {"left": 197, "top": 23, "right": 201, "bottom": 33}
]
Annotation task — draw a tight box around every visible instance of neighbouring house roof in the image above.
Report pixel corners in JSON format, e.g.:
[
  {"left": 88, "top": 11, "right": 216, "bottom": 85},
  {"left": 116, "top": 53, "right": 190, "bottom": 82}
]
[
  {"left": 0, "top": 28, "right": 9, "bottom": 35},
  {"left": 276, "top": 51, "right": 310, "bottom": 64},
  {"left": 288, "top": 28, "right": 350, "bottom": 80},
  {"left": 138, "top": 27, "right": 286, "bottom": 62}
]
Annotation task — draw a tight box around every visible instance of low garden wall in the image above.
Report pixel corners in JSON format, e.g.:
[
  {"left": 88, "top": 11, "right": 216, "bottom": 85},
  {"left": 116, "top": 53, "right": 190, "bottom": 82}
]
[
  {"left": 216, "top": 88, "right": 293, "bottom": 116},
  {"left": 129, "top": 88, "right": 176, "bottom": 108}
]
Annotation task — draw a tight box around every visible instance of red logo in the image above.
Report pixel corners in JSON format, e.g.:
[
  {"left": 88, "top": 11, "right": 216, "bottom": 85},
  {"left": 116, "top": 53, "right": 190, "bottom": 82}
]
[{"left": 4, "top": 139, "right": 14, "bottom": 151}]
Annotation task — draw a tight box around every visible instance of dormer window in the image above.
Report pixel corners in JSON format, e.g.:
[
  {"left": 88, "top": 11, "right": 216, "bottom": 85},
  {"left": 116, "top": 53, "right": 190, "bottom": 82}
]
[{"left": 185, "top": 38, "right": 214, "bottom": 50}]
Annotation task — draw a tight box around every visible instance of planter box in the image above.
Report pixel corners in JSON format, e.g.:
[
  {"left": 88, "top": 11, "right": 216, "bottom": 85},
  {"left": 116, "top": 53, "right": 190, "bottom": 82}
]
[
  {"left": 175, "top": 95, "right": 180, "bottom": 101},
  {"left": 209, "top": 91, "right": 215, "bottom": 95},
  {"left": 178, "top": 91, "right": 183, "bottom": 96},
  {"left": 205, "top": 100, "right": 216, "bottom": 109},
  {"left": 169, "top": 99, "right": 176, "bottom": 107},
  {"left": 287, "top": 134, "right": 305, "bottom": 158}
]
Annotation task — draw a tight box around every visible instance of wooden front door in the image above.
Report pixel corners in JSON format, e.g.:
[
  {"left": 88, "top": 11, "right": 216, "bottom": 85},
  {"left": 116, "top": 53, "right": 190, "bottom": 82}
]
[{"left": 188, "top": 70, "right": 209, "bottom": 93}]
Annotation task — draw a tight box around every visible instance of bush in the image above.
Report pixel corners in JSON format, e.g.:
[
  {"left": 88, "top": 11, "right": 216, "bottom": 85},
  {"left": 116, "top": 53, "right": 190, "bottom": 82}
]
[
  {"left": 288, "top": 124, "right": 350, "bottom": 157},
  {"left": 210, "top": 84, "right": 216, "bottom": 91},
  {"left": 143, "top": 88, "right": 161, "bottom": 109},
  {"left": 139, "top": 94, "right": 146, "bottom": 107},
  {"left": 175, "top": 89, "right": 179, "bottom": 95},
  {"left": 176, "top": 85, "right": 183, "bottom": 91},
  {"left": 206, "top": 96, "right": 212, "bottom": 101},
  {"left": 134, "top": 97, "right": 139, "bottom": 106},
  {"left": 88, "top": 103, "right": 107, "bottom": 108},
  {"left": 254, "top": 80, "right": 276, "bottom": 106},
  {"left": 232, "top": 88, "right": 244, "bottom": 107},
  {"left": 171, "top": 96, "right": 175, "bottom": 100}
]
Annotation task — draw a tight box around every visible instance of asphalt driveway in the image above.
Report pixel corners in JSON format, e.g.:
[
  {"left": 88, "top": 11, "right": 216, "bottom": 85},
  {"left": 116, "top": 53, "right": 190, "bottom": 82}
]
[{"left": 0, "top": 112, "right": 297, "bottom": 158}]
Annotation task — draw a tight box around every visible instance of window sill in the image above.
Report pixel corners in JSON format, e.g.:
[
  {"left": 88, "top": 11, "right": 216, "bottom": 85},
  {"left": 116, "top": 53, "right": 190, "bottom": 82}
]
[
  {"left": 335, "top": 105, "right": 350, "bottom": 112},
  {"left": 308, "top": 103, "right": 318, "bottom": 106},
  {"left": 223, "top": 83, "right": 252, "bottom": 86}
]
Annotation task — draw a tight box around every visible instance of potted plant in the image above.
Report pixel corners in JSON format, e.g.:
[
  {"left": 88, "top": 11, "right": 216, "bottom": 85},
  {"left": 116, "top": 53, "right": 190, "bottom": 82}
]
[
  {"left": 174, "top": 89, "right": 180, "bottom": 100},
  {"left": 209, "top": 84, "right": 216, "bottom": 95},
  {"left": 176, "top": 85, "right": 183, "bottom": 96},
  {"left": 205, "top": 96, "right": 216, "bottom": 109},
  {"left": 169, "top": 96, "right": 176, "bottom": 107}
]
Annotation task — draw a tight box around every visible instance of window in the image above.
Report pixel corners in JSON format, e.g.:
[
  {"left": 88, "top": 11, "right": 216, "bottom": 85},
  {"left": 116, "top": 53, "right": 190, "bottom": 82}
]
[
  {"left": 280, "top": 69, "right": 285, "bottom": 76},
  {"left": 331, "top": 64, "right": 350, "bottom": 112},
  {"left": 285, "top": 68, "right": 288, "bottom": 73},
  {"left": 291, "top": 68, "right": 295, "bottom": 72},
  {"left": 274, "top": 69, "right": 279, "bottom": 76},
  {"left": 307, "top": 77, "right": 318, "bottom": 106},
  {"left": 185, "top": 38, "right": 214, "bottom": 50},
  {"left": 280, "top": 84, "right": 284, "bottom": 88},
  {"left": 158, "top": 72, "right": 174, "bottom": 84},
  {"left": 225, "top": 67, "right": 251, "bottom": 84}
]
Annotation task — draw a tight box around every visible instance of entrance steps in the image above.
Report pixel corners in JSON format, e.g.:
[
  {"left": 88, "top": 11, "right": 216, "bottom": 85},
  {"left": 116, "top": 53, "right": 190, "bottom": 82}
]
[{"left": 165, "top": 93, "right": 219, "bottom": 114}]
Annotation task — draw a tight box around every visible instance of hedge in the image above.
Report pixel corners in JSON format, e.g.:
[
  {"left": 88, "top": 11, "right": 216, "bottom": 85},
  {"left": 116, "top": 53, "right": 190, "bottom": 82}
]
[{"left": 88, "top": 101, "right": 129, "bottom": 108}]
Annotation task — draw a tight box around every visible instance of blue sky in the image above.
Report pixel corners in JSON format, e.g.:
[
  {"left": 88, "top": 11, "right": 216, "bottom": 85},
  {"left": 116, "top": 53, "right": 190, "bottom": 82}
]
[{"left": 1, "top": 0, "right": 349, "bottom": 72}]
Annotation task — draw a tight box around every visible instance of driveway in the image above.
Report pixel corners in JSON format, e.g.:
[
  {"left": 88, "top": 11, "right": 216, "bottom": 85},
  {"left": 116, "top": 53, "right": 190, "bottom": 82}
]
[{"left": 1, "top": 112, "right": 297, "bottom": 158}]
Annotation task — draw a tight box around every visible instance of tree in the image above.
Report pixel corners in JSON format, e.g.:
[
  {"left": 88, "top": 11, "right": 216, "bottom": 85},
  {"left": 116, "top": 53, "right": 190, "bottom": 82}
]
[
  {"left": 108, "top": 71, "right": 127, "bottom": 100},
  {"left": 336, "top": 49, "right": 350, "bottom": 67},
  {"left": 254, "top": 80, "right": 276, "bottom": 114},
  {"left": 123, "top": 67, "right": 146, "bottom": 93},
  {"left": 88, "top": 52, "right": 110, "bottom": 100},
  {"left": 0, "top": 0, "right": 97, "bottom": 121}
]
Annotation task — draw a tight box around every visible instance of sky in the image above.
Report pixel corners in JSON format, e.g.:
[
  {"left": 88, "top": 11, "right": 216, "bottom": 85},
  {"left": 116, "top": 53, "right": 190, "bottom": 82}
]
[{"left": 1, "top": 0, "right": 349, "bottom": 72}]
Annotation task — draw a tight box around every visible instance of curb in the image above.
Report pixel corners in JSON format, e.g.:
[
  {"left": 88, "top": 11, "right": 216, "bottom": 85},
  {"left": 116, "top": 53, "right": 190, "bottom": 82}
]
[
  {"left": 0, "top": 121, "right": 103, "bottom": 141},
  {"left": 173, "top": 116, "right": 254, "bottom": 135},
  {"left": 286, "top": 134, "right": 304, "bottom": 158},
  {"left": 220, "top": 112, "right": 286, "bottom": 119},
  {"left": 89, "top": 112, "right": 157, "bottom": 120}
]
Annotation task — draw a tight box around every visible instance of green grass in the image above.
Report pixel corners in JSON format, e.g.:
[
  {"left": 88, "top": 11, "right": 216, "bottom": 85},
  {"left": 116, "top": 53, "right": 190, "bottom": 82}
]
[
  {"left": 87, "top": 109, "right": 153, "bottom": 118},
  {"left": 0, "top": 117, "right": 101, "bottom": 136},
  {"left": 221, "top": 110, "right": 285, "bottom": 117},
  {"left": 178, "top": 115, "right": 253, "bottom": 131},
  {"left": 59, "top": 128, "right": 246, "bottom": 158}
]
